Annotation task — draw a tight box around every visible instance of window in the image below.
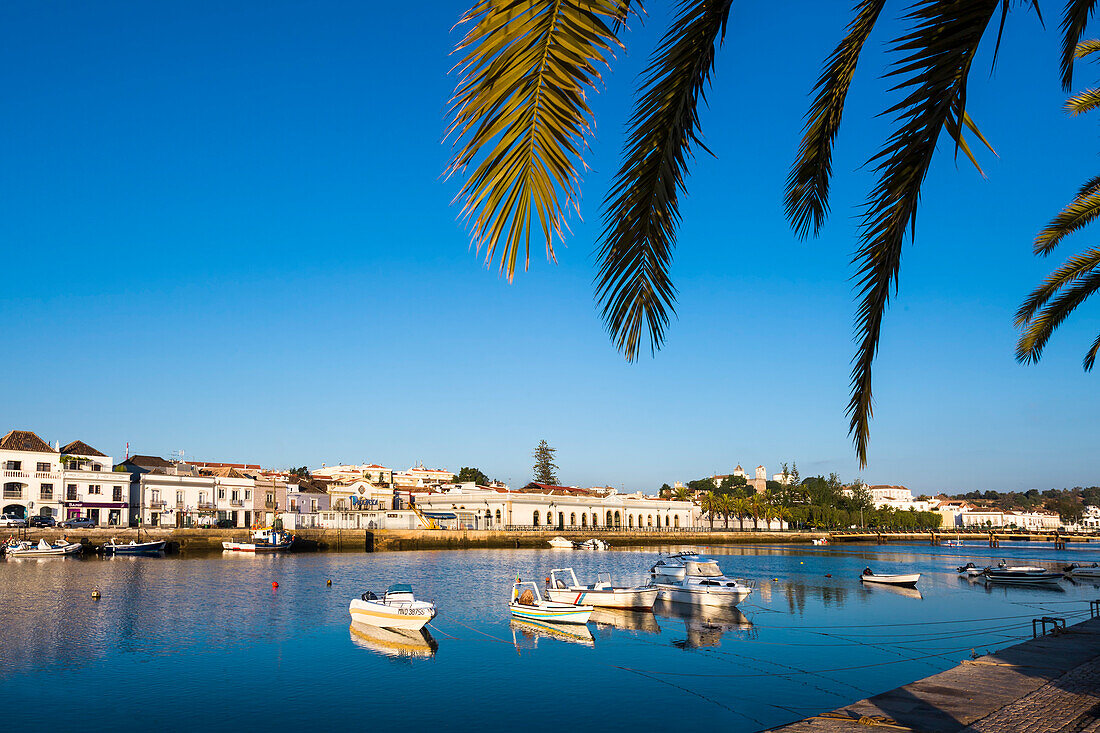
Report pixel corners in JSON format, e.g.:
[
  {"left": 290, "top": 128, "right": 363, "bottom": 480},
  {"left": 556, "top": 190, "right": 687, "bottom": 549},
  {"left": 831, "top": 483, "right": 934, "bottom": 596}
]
[
  {"left": 66, "top": 484, "right": 77, "bottom": 500},
  {"left": 570, "top": 512, "right": 576, "bottom": 525},
  {"left": 113, "top": 486, "right": 123, "bottom": 502},
  {"left": 532, "top": 511, "right": 540, "bottom": 526},
  {"left": 628, "top": 515, "right": 634, "bottom": 528},
  {"left": 218, "top": 489, "right": 225, "bottom": 499},
  {"left": 40, "top": 483, "right": 53, "bottom": 500},
  {"left": 290, "top": 499, "right": 297, "bottom": 511},
  {"left": 674, "top": 515, "right": 680, "bottom": 528},
  {"left": 88, "top": 484, "right": 101, "bottom": 495},
  {"left": 647, "top": 515, "right": 653, "bottom": 527},
  {"left": 581, "top": 513, "right": 587, "bottom": 527},
  {"left": 614, "top": 511, "right": 621, "bottom": 527},
  {"left": 36, "top": 462, "right": 51, "bottom": 473},
  {"left": 592, "top": 513, "right": 597, "bottom": 526},
  {"left": 4, "top": 460, "right": 21, "bottom": 471},
  {"left": 244, "top": 490, "right": 251, "bottom": 500},
  {"left": 546, "top": 511, "right": 552, "bottom": 525},
  {"left": 92, "top": 464, "right": 101, "bottom": 472},
  {"left": 310, "top": 500, "right": 317, "bottom": 512},
  {"left": 176, "top": 491, "right": 184, "bottom": 504},
  {"left": 231, "top": 490, "right": 239, "bottom": 501},
  {"left": 151, "top": 490, "right": 160, "bottom": 501},
  {"left": 67, "top": 460, "right": 84, "bottom": 471},
  {"left": 495, "top": 509, "right": 501, "bottom": 524},
  {"left": 665, "top": 515, "right": 669, "bottom": 527}
]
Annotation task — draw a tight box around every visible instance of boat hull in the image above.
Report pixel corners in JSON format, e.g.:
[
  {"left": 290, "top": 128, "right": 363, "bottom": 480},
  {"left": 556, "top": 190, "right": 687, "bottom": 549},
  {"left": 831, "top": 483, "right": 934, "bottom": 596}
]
[
  {"left": 221, "top": 541, "right": 292, "bottom": 552},
  {"left": 860, "top": 574, "right": 920, "bottom": 587},
  {"left": 349, "top": 599, "right": 436, "bottom": 630},
  {"left": 653, "top": 583, "right": 750, "bottom": 608},
  {"left": 5, "top": 542, "right": 82, "bottom": 557},
  {"left": 105, "top": 541, "right": 166, "bottom": 555},
  {"left": 984, "top": 572, "right": 1062, "bottom": 585},
  {"left": 510, "top": 602, "right": 592, "bottom": 625},
  {"left": 1065, "top": 565, "right": 1100, "bottom": 578},
  {"left": 545, "top": 586, "right": 658, "bottom": 610}
]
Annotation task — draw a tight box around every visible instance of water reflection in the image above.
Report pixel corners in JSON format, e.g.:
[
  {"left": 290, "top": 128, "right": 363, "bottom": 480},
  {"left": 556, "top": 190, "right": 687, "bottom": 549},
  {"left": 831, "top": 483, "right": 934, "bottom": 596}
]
[
  {"left": 590, "top": 608, "right": 661, "bottom": 634},
  {"left": 653, "top": 599, "right": 754, "bottom": 649},
  {"left": 349, "top": 622, "right": 438, "bottom": 659},
  {"left": 510, "top": 618, "right": 595, "bottom": 648},
  {"left": 860, "top": 583, "right": 923, "bottom": 600}
]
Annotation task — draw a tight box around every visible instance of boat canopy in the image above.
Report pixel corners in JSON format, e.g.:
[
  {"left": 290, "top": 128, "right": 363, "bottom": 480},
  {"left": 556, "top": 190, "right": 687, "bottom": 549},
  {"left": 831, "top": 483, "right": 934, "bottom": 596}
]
[
  {"left": 421, "top": 511, "right": 456, "bottom": 520},
  {"left": 386, "top": 584, "right": 413, "bottom": 595}
]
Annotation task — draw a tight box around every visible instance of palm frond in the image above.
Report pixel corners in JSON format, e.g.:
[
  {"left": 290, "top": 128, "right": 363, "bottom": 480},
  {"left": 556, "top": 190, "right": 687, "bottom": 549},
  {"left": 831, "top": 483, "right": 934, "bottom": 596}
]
[
  {"left": 1076, "top": 172, "right": 1100, "bottom": 198},
  {"left": 1075, "top": 37, "right": 1100, "bottom": 58},
  {"left": 445, "top": 0, "right": 631, "bottom": 280},
  {"left": 1061, "top": 0, "right": 1098, "bottom": 90},
  {"left": 943, "top": 109, "right": 997, "bottom": 176},
  {"left": 786, "top": 0, "right": 887, "bottom": 239},
  {"left": 1084, "top": 331, "right": 1100, "bottom": 370},
  {"left": 1034, "top": 189, "right": 1100, "bottom": 254},
  {"left": 595, "top": 0, "right": 733, "bottom": 361},
  {"left": 848, "top": 0, "right": 1000, "bottom": 468},
  {"left": 1015, "top": 264, "right": 1100, "bottom": 363},
  {"left": 1015, "top": 246, "right": 1100, "bottom": 326},
  {"left": 1066, "top": 87, "right": 1100, "bottom": 114}
]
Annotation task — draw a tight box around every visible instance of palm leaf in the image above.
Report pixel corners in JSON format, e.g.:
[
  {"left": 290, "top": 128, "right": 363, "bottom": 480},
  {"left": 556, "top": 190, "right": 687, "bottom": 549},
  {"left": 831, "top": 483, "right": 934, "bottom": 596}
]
[
  {"left": 1076, "top": 37, "right": 1100, "bottom": 58},
  {"left": 1076, "top": 172, "right": 1100, "bottom": 198},
  {"left": 1015, "top": 263, "right": 1100, "bottom": 363},
  {"left": 1066, "top": 87, "right": 1100, "bottom": 114},
  {"left": 786, "top": 0, "right": 887, "bottom": 239},
  {"left": 1060, "top": 0, "right": 1098, "bottom": 90},
  {"left": 445, "top": 0, "right": 630, "bottom": 279},
  {"left": 1015, "top": 247, "right": 1100, "bottom": 326},
  {"left": 1083, "top": 332, "right": 1100, "bottom": 370},
  {"left": 595, "top": 0, "right": 733, "bottom": 361},
  {"left": 848, "top": 0, "right": 1000, "bottom": 468},
  {"left": 1034, "top": 189, "right": 1100, "bottom": 254}
]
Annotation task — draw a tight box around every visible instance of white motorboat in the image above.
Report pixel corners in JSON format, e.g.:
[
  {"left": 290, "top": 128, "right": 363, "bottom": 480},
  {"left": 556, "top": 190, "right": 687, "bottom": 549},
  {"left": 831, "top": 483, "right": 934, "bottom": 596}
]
[
  {"left": 983, "top": 563, "right": 1062, "bottom": 585},
  {"left": 812, "top": 538, "right": 829, "bottom": 546},
  {"left": 349, "top": 584, "right": 437, "bottom": 630},
  {"left": 547, "top": 536, "right": 574, "bottom": 549},
  {"left": 860, "top": 568, "right": 920, "bottom": 587},
  {"left": 956, "top": 562, "right": 987, "bottom": 577},
  {"left": 222, "top": 528, "right": 294, "bottom": 552},
  {"left": 510, "top": 579, "right": 592, "bottom": 624},
  {"left": 103, "top": 538, "right": 167, "bottom": 555},
  {"left": 545, "top": 568, "right": 658, "bottom": 610},
  {"left": 650, "top": 554, "right": 754, "bottom": 608},
  {"left": 578, "top": 538, "right": 611, "bottom": 550},
  {"left": 4, "top": 538, "right": 83, "bottom": 557},
  {"left": 1064, "top": 562, "right": 1100, "bottom": 578}
]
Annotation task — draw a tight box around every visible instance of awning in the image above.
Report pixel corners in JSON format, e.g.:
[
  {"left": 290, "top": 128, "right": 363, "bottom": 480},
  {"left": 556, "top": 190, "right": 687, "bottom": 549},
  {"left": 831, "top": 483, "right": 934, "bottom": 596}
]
[{"left": 421, "top": 511, "right": 457, "bottom": 520}]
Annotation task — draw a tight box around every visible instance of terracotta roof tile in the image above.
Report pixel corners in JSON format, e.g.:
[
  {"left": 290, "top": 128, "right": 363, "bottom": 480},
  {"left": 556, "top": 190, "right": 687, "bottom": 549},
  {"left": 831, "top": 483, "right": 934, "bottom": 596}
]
[
  {"left": 60, "top": 440, "right": 106, "bottom": 457},
  {"left": 0, "top": 430, "right": 56, "bottom": 453}
]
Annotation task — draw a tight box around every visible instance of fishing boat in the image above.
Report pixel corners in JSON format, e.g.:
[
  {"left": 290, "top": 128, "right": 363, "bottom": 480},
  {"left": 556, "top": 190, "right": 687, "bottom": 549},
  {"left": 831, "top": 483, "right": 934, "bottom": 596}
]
[
  {"left": 983, "top": 563, "right": 1062, "bottom": 585},
  {"left": 650, "top": 554, "right": 754, "bottom": 607},
  {"left": 349, "top": 620, "right": 438, "bottom": 658},
  {"left": 4, "top": 538, "right": 83, "bottom": 557},
  {"left": 547, "top": 536, "right": 574, "bottom": 549},
  {"left": 860, "top": 568, "right": 920, "bottom": 587},
  {"left": 221, "top": 528, "right": 294, "bottom": 552},
  {"left": 1064, "top": 562, "right": 1100, "bottom": 578},
  {"left": 510, "top": 579, "right": 592, "bottom": 624},
  {"left": 103, "top": 538, "right": 166, "bottom": 555},
  {"left": 812, "top": 538, "right": 829, "bottom": 546},
  {"left": 349, "top": 584, "right": 436, "bottom": 630},
  {"left": 545, "top": 568, "right": 658, "bottom": 610}
]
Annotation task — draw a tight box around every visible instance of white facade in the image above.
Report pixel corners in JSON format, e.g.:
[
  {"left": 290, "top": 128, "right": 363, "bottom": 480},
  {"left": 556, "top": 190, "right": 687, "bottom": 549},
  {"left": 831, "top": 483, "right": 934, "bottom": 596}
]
[
  {"left": 140, "top": 469, "right": 217, "bottom": 527},
  {"left": 413, "top": 485, "right": 698, "bottom": 530}
]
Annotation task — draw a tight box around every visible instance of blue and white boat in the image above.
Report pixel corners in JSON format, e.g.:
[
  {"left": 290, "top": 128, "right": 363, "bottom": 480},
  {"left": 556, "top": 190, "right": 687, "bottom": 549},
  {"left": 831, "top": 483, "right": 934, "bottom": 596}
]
[
  {"left": 103, "top": 538, "right": 166, "bottom": 555},
  {"left": 510, "top": 579, "right": 592, "bottom": 625}
]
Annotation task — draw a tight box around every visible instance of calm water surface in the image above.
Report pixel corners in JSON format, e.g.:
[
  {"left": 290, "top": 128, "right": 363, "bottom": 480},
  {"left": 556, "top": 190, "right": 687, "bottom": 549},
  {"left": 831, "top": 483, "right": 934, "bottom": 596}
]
[{"left": 3, "top": 542, "right": 1099, "bottom": 731}]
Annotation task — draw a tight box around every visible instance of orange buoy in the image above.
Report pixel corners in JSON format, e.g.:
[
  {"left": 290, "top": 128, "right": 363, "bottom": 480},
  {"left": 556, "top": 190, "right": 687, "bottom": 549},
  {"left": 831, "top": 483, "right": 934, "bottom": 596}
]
[{"left": 272, "top": 581, "right": 279, "bottom": 589}]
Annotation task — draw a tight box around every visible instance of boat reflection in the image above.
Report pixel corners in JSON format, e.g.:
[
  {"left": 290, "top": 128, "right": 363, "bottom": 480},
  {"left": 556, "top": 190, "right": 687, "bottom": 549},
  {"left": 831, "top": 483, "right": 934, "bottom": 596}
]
[
  {"left": 349, "top": 621, "right": 438, "bottom": 659},
  {"left": 652, "top": 599, "right": 754, "bottom": 649},
  {"left": 510, "top": 618, "right": 595, "bottom": 648},
  {"left": 861, "top": 582, "right": 923, "bottom": 600},
  {"left": 590, "top": 608, "right": 661, "bottom": 635}
]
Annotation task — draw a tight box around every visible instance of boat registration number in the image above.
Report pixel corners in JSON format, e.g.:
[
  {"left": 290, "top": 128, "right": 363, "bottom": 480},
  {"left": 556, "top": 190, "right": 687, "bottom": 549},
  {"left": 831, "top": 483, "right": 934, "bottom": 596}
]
[{"left": 398, "top": 608, "right": 429, "bottom": 616}]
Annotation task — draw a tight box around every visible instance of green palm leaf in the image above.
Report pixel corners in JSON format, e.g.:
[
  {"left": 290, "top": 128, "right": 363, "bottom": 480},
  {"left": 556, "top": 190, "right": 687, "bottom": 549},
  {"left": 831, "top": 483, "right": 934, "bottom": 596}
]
[
  {"left": 1015, "top": 263, "right": 1100, "bottom": 364},
  {"left": 445, "top": 0, "right": 630, "bottom": 279},
  {"left": 786, "top": 0, "right": 887, "bottom": 239},
  {"left": 1033, "top": 189, "right": 1100, "bottom": 254},
  {"left": 848, "top": 0, "right": 1000, "bottom": 468},
  {"left": 595, "top": 0, "right": 733, "bottom": 361},
  {"left": 1066, "top": 87, "right": 1100, "bottom": 114},
  {"left": 1083, "top": 332, "right": 1100, "bottom": 370},
  {"left": 1060, "top": 0, "right": 1098, "bottom": 90},
  {"left": 1015, "top": 247, "right": 1100, "bottom": 326}
]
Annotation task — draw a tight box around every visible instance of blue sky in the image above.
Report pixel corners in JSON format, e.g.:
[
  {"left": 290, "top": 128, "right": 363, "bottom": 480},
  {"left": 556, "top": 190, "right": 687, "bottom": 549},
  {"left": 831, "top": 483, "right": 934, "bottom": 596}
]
[{"left": 2, "top": 1, "right": 1097, "bottom": 493}]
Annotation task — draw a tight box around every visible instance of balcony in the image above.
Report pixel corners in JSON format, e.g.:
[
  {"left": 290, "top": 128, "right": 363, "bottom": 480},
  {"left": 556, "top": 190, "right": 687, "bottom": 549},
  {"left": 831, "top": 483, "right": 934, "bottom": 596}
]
[
  {"left": 264, "top": 501, "right": 276, "bottom": 509},
  {"left": 39, "top": 492, "right": 53, "bottom": 501},
  {"left": 2, "top": 488, "right": 22, "bottom": 500},
  {"left": 35, "top": 472, "right": 58, "bottom": 479},
  {"left": 3, "top": 470, "right": 28, "bottom": 479},
  {"left": 230, "top": 499, "right": 244, "bottom": 507},
  {"left": 197, "top": 501, "right": 215, "bottom": 510},
  {"left": 149, "top": 499, "right": 166, "bottom": 508}
]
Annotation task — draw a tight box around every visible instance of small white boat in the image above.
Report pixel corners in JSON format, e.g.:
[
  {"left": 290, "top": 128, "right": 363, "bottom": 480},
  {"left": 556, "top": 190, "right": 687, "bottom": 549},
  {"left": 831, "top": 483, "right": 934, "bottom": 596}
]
[
  {"left": 103, "top": 538, "right": 167, "bottom": 555},
  {"left": 1064, "top": 562, "right": 1100, "bottom": 578},
  {"left": 578, "top": 538, "right": 610, "bottom": 550},
  {"left": 4, "top": 538, "right": 83, "bottom": 557},
  {"left": 860, "top": 568, "right": 920, "bottom": 587},
  {"left": 956, "top": 562, "right": 987, "bottom": 577},
  {"left": 545, "top": 568, "right": 658, "bottom": 610},
  {"left": 349, "top": 584, "right": 437, "bottom": 630},
  {"left": 222, "top": 528, "right": 294, "bottom": 552},
  {"left": 812, "top": 538, "right": 829, "bottom": 546},
  {"left": 547, "top": 536, "right": 574, "bottom": 549},
  {"left": 510, "top": 579, "right": 592, "bottom": 624},
  {"left": 650, "top": 554, "right": 754, "bottom": 608},
  {"left": 983, "top": 562, "right": 1062, "bottom": 585}
]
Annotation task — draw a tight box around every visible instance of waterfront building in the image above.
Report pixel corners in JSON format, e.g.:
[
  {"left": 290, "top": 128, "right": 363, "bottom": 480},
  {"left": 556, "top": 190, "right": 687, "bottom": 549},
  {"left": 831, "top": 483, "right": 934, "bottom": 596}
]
[
  {"left": 392, "top": 464, "right": 454, "bottom": 491},
  {"left": 2, "top": 430, "right": 62, "bottom": 521},
  {"left": 282, "top": 481, "right": 329, "bottom": 529},
  {"left": 413, "top": 482, "right": 698, "bottom": 530},
  {"left": 313, "top": 463, "right": 393, "bottom": 484},
  {"left": 138, "top": 464, "right": 217, "bottom": 527},
  {"left": 58, "top": 440, "right": 129, "bottom": 526},
  {"left": 199, "top": 466, "right": 257, "bottom": 528},
  {"left": 328, "top": 480, "right": 396, "bottom": 512}
]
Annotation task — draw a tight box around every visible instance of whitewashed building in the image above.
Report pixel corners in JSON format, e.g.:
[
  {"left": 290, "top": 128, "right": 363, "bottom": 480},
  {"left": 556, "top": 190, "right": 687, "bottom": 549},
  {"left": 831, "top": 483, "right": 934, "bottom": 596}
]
[{"left": 58, "top": 440, "right": 129, "bottom": 526}]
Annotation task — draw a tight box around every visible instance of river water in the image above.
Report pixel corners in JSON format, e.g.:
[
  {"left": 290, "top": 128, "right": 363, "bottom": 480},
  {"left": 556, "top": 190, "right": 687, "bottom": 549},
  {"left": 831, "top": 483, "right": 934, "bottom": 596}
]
[{"left": 2, "top": 542, "right": 1098, "bottom": 731}]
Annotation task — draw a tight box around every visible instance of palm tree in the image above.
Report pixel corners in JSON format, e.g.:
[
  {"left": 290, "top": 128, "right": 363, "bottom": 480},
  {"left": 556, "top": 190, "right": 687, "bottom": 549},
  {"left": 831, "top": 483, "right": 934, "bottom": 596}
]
[
  {"left": 699, "top": 492, "right": 720, "bottom": 529},
  {"left": 674, "top": 487, "right": 689, "bottom": 502},
  {"left": 775, "top": 506, "right": 792, "bottom": 532},
  {"left": 447, "top": 1, "right": 1093, "bottom": 468},
  {"left": 717, "top": 493, "right": 733, "bottom": 530},
  {"left": 731, "top": 496, "right": 749, "bottom": 532},
  {"left": 1017, "top": 39, "right": 1100, "bottom": 370},
  {"left": 749, "top": 494, "right": 764, "bottom": 532}
]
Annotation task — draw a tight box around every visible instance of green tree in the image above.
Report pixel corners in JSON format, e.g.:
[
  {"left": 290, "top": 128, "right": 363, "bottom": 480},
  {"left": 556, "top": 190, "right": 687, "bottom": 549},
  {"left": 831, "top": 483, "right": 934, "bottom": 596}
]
[
  {"left": 674, "top": 486, "right": 690, "bottom": 502},
  {"left": 289, "top": 466, "right": 311, "bottom": 480},
  {"left": 731, "top": 496, "right": 749, "bottom": 531},
  {"left": 1017, "top": 39, "right": 1100, "bottom": 371},
  {"left": 699, "top": 492, "right": 720, "bottom": 530},
  {"left": 453, "top": 467, "right": 491, "bottom": 485},
  {"left": 445, "top": 2, "right": 1077, "bottom": 468},
  {"left": 658, "top": 483, "right": 673, "bottom": 499},
  {"left": 717, "top": 493, "right": 734, "bottom": 529},
  {"left": 531, "top": 440, "right": 559, "bottom": 485}
]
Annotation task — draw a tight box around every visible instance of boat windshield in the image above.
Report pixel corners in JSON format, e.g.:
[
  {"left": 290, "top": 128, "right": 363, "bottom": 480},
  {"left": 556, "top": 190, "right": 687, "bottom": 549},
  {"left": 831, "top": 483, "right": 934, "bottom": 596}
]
[{"left": 685, "top": 560, "right": 723, "bottom": 577}]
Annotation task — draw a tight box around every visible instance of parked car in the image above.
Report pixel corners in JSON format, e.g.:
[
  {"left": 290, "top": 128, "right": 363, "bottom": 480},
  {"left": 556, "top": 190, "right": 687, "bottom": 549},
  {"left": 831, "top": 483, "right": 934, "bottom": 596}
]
[
  {"left": 0, "top": 513, "right": 27, "bottom": 528},
  {"left": 58, "top": 516, "right": 96, "bottom": 529},
  {"left": 27, "top": 515, "right": 56, "bottom": 528},
  {"left": 215, "top": 518, "right": 234, "bottom": 528}
]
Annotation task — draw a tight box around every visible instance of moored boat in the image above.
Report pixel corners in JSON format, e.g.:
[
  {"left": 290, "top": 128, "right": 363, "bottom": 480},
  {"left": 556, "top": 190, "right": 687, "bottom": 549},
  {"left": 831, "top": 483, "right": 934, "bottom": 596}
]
[
  {"left": 983, "top": 564, "right": 1062, "bottom": 585},
  {"left": 103, "top": 538, "right": 167, "bottom": 555},
  {"left": 956, "top": 562, "right": 987, "bottom": 577},
  {"left": 545, "top": 568, "right": 658, "bottom": 610},
  {"left": 1064, "top": 562, "right": 1100, "bottom": 578},
  {"left": 860, "top": 568, "right": 920, "bottom": 587},
  {"left": 578, "top": 538, "right": 610, "bottom": 550},
  {"left": 650, "top": 554, "right": 754, "bottom": 608},
  {"left": 222, "top": 528, "right": 294, "bottom": 552},
  {"left": 547, "top": 536, "right": 574, "bottom": 549},
  {"left": 349, "top": 584, "right": 437, "bottom": 631},
  {"left": 4, "top": 538, "right": 83, "bottom": 557},
  {"left": 510, "top": 579, "right": 592, "bottom": 624}
]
